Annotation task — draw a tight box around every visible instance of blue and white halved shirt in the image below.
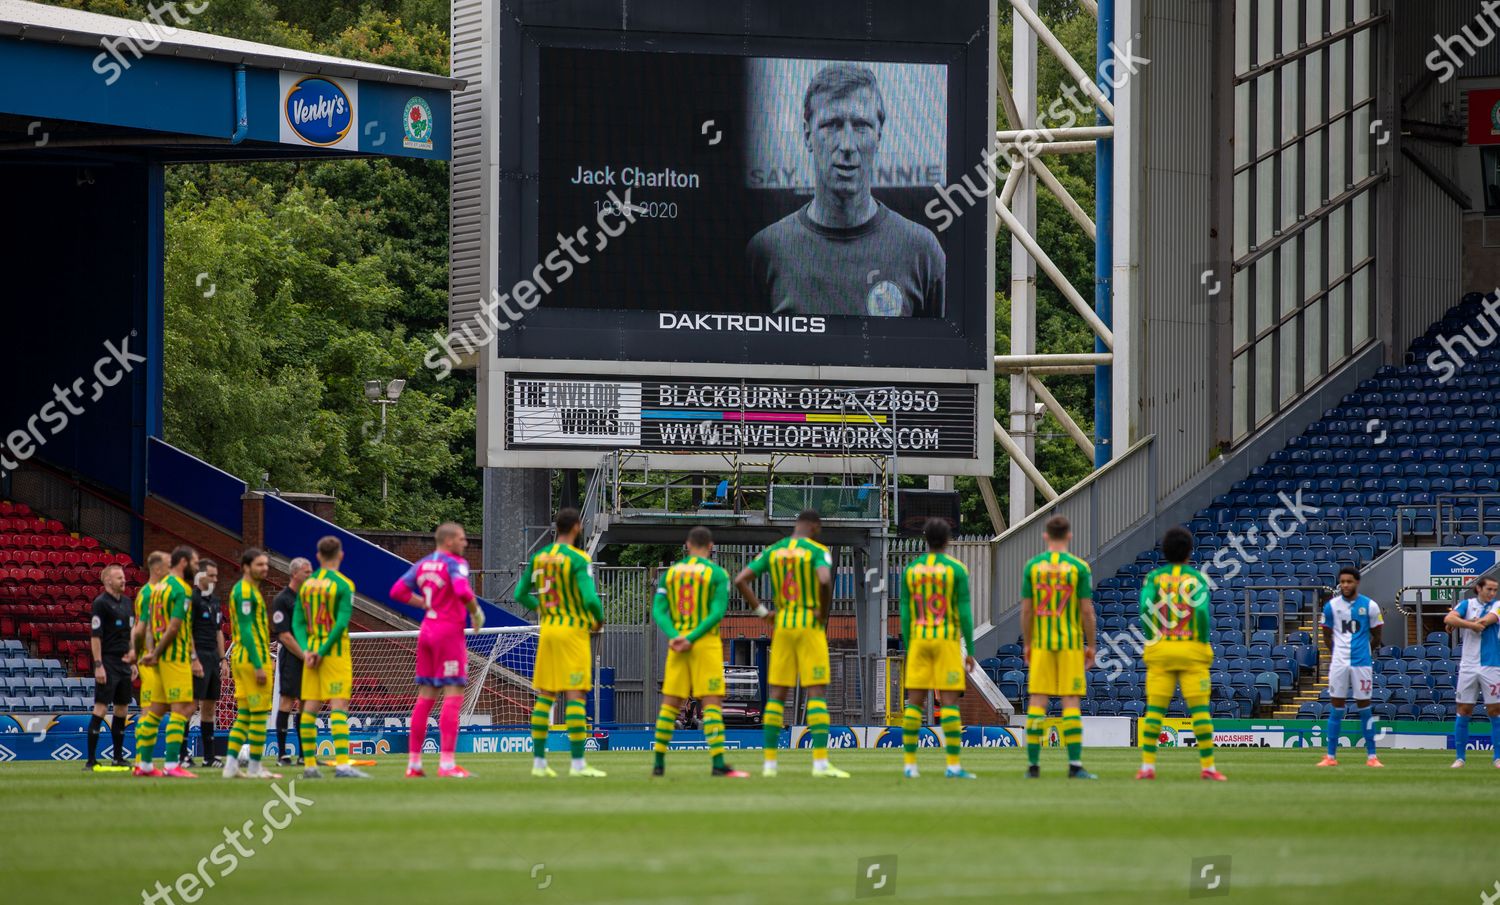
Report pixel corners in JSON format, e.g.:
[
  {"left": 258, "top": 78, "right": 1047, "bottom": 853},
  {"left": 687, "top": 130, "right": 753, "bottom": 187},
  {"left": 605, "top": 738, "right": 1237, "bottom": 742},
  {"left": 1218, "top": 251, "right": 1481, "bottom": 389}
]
[{"left": 1322, "top": 594, "right": 1383, "bottom": 668}]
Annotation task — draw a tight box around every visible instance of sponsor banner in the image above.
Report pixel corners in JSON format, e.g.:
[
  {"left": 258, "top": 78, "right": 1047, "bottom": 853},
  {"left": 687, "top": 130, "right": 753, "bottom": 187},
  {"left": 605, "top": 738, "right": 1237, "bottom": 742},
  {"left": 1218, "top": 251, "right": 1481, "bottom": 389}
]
[
  {"left": 1150, "top": 719, "right": 1458, "bottom": 751},
  {"left": 1404, "top": 549, "right": 1497, "bottom": 604},
  {"left": 511, "top": 378, "right": 642, "bottom": 447},
  {"left": 601, "top": 729, "right": 759, "bottom": 752},
  {"left": 279, "top": 72, "right": 359, "bottom": 151},
  {"left": 506, "top": 374, "right": 978, "bottom": 458},
  {"left": 872, "top": 726, "right": 943, "bottom": 748},
  {"left": 1468, "top": 88, "right": 1500, "bottom": 145}
]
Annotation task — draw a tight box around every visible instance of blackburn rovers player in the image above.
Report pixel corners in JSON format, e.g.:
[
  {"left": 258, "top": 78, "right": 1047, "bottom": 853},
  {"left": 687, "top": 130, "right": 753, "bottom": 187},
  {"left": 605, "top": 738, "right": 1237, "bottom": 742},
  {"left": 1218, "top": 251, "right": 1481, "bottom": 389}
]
[
  {"left": 1444, "top": 576, "right": 1500, "bottom": 769},
  {"left": 390, "top": 522, "right": 485, "bottom": 779},
  {"left": 1318, "top": 567, "right": 1384, "bottom": 768}
]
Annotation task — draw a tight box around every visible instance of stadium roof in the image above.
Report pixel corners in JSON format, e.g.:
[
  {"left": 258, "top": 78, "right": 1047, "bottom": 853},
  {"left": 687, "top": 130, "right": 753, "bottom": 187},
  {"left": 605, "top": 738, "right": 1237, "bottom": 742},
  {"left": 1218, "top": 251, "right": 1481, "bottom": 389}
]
[
  {"left": 0, "top": 0, "right": 462, "bottom": 91},
  {"left": 0, "top": 0, "right": 459, "bottom": 161}
]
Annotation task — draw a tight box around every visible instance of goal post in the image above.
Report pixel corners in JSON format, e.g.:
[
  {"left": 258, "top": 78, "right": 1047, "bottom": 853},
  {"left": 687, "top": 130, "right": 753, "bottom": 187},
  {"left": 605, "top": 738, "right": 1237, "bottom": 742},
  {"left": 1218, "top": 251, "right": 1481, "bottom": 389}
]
[{"left": 332, "top": 625, "right": 539, "bottom": 727}]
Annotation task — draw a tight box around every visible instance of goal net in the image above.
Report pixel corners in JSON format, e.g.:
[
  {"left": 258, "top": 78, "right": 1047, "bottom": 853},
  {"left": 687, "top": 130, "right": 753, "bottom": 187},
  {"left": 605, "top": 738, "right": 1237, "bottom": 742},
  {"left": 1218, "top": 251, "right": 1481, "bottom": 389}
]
[
  {"left": 216, "top": 626, "right": 541, "bottom": 731},
  {"left": 344, "top": 626, "right": 540, "bottom": 727}
]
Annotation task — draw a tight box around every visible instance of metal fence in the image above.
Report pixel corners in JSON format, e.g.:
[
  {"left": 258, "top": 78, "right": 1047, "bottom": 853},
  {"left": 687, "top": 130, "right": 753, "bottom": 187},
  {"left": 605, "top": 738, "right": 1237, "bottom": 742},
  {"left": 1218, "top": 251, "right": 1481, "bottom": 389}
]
[
  {"left": 10, "top": 463, "right": 132, "bottom": 554},
  {"left": 989, "top": 437, "right": 1156, "bottom": 628}
]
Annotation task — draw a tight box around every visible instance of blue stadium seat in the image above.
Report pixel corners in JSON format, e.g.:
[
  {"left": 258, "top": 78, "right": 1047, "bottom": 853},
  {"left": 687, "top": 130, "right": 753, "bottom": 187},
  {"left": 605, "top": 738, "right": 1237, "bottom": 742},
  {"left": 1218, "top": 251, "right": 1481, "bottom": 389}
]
[{"left": 1420, "top": 704, "right": 1447, "bottom": 721}]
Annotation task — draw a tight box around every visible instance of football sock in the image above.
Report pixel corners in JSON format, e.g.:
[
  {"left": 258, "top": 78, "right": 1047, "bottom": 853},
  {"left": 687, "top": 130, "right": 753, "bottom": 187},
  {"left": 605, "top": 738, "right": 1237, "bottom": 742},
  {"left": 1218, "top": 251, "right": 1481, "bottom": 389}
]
[
  {"left": 227, "top": 706, "right": 250, "bottom": 760},
  {"left": 162, "top": 712, "right": 187, "bottom": 763},
  {"left": 330, "top": 710, "right": 350, "bottom": 767},
  {"left": 1140, "top": 697, "right": 1168, "bottom": 767},
  {"left": 1454, "top": 714, "right": 1470, "bottom": 759},
  {"left": 704, "top": 704, "right": 727, "bottom": 770},
  {"left": 940, "top": 705, "right": 962, "bottom": 769},
  {"left": 246, "top": 708, "right": 268, "bottom": 764},
  {"left": 1186, "top": 694, "right": 1215, "bottom": 770},
  {"left": 531, "top": 695, "right": 554, "bottom": 761},
  {"left": 409, "top": 695, "right": 435, "bottom": 768},
  {"left": 1325, "top": 708, "right": 1343, "bottom": 757},
  {"left": 1490, "top": 716, "right": 1500, "bottom": 759},
  {"left": 109, "top": 715, "right": 125, "bottom": 761},
  {"left": 275, "top": 709, "right": 290, "bottom": 757},
  {"left": 902, "top": 703, "right": 922, "bottom": 766},
  {"left": 1025, "top": 706, "right": 1045, "bottom": 766},
  {"left": 86, "top": 714, "right": 103, "bottom": 762},
  {"left": 653, "top": 703, "right": 680, "bottom": 769},
  {"left": 763, "top": 698, "right": 784, "bottom": 763},
  {"left": 1061, "top": 706, "right": 1083, "bottom": 765},
  {"left": 135, "top": 711, "right": 161, "bottom": 767},
  {"left": 566, "top": 699, "right": 587, "bottom": 761},
  {"left": 299, "top": 712, "right": 318, "bottom": 763},
  {"left": 1357, "top": 706, "right": 1375, "bottom": 757},
  {"left": 439, "top": 695, "right": 462, "bottom": 770},
  {"left": 807, "top": 697, "right": 830, "bottom": 765}
]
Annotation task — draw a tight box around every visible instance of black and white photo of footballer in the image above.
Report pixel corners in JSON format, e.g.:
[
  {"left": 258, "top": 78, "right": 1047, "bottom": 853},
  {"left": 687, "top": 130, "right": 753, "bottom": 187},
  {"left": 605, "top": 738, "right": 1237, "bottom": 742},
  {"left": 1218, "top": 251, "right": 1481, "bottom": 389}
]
[{"left": 746, "top": 64, "right": 946, "bottom": 318}]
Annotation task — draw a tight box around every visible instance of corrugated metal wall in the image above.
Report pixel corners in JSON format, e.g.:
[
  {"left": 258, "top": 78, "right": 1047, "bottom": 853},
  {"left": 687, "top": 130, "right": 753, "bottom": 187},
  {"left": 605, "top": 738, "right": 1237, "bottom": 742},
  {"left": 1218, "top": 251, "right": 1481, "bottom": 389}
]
[
  {"left": 448, "top": 0, "right": 488, "bottom": 338},
  {"left": 1393, "top": 1, "right": 1465, "bottom": 355},
  {"left": 1139, "top": 0, "right": 1216, "bottom": 499}
]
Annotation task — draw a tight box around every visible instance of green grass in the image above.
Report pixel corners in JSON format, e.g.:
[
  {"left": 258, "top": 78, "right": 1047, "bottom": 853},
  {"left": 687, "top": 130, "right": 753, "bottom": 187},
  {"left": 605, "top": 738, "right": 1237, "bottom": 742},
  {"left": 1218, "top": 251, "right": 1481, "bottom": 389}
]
[{"left": 0, "top": 748, "right": 1493, "bottom": 904}]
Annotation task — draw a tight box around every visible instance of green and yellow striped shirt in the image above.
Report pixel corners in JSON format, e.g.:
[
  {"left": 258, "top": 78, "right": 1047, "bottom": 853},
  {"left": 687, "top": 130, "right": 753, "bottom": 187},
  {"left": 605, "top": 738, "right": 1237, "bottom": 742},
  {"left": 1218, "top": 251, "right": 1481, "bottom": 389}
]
[
  {"left": 900, "top": 552, "right": 974, "bottom": 649},
  {"left": 1139, "top": 564, "right": 1212, "bottom": 646},
  {"left": 652, "top": 555, "right": 729, "bottom": 642},
  {"left": 295, "top": 568, "right": 355, "bottom": 658},
  {"left": 147, "top": 574, "right": 194, "bottom": 663},
  {"left": 1020, "top": 551, "right": 1092, "bottom": 650},
  {"left": 747, "top": 536, "right": 832, "bottom": 630},
  {"left": 516, "top": 543, "right": 605, "bottom": 629},
  {"left": 230, "top": 578, "right": 271, "bottom": 670}
]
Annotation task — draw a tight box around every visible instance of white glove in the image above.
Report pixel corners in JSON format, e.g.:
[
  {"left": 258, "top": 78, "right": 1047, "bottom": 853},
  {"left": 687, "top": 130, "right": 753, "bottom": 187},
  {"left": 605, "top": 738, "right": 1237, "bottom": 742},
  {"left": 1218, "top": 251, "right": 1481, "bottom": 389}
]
[{"left": 470, "top": 606, "right": 486, "bottom": 632}]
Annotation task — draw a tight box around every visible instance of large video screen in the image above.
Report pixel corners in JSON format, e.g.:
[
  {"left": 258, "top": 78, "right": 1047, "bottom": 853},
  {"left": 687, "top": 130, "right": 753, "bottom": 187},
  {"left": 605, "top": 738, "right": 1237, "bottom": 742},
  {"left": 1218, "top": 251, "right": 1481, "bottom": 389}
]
[{"left": 539, "top": 50, "right": 950, "bottom": 320}]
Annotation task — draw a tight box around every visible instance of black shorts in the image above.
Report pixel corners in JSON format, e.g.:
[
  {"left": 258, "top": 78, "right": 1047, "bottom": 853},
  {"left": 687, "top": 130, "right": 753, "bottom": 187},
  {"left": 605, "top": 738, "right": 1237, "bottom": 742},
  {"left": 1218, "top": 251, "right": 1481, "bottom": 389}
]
[
  {"left": 192, "top": 654, "right": 223, "bottom": 701},
  {"left": 94, "top": 659, "right": 133, "bottom": 707},
  {"left": 277, "top": 650, "right": 303, "bottom": 701}
]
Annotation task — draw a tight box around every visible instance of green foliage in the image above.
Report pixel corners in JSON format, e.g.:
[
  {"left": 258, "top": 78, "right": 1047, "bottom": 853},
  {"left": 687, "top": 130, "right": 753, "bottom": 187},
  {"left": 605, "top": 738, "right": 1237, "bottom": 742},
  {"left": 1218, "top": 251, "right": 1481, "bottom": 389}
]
[
  {"left": 970, "top": 4, "right": 1102, "bottom": 536},
  {"left": 26, "top": 0, "right": 472, "bottom": 532}
]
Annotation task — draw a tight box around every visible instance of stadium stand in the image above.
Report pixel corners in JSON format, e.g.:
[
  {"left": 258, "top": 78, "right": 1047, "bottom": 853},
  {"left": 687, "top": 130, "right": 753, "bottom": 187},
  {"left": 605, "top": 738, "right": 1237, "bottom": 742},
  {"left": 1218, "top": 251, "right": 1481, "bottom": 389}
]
[
  {"left": 0, "top": 500, "right": 141, "bottom": 694},
  {"left": 988, "top": 293, "right": 1500, "bottom": 721}
]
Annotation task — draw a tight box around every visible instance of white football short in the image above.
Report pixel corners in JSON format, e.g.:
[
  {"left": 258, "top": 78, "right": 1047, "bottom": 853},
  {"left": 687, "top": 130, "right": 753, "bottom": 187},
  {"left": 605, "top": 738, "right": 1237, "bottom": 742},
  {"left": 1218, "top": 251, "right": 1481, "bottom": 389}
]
[{"left": 1327, "top": 662, "right": 1373, "bottom": 701}]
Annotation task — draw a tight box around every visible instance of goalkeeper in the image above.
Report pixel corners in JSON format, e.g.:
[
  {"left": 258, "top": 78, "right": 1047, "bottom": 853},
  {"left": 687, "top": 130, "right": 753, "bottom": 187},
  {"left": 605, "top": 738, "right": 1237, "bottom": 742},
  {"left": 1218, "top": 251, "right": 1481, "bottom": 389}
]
[{"left": 389, "top": 522, "right": 485, "bottom": 779}]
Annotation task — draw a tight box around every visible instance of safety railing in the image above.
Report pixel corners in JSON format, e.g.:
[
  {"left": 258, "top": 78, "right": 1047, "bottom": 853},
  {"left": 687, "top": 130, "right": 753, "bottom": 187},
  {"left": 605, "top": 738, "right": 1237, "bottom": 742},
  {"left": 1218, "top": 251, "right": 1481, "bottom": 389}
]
[{"left": 989, "top": 436, "right": 1156, "bottom": 628}]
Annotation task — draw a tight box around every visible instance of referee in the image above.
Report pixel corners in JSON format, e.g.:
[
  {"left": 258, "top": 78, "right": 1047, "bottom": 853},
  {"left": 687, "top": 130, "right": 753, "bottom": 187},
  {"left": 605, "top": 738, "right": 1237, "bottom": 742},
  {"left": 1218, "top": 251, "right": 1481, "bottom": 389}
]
[
  {"left": 85, "top": 563, "right": 135, "bottom": 771},
  {"left": 184, "top": 559, "right": 226, "bottom": 768},
  {"left": 272, "top": 557, "right": 312, "bottom": 766}
]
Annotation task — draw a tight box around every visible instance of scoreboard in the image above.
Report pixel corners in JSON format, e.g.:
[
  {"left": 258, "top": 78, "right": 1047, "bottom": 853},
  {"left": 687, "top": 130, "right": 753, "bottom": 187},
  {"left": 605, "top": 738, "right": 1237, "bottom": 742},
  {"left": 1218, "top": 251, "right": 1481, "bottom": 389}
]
[{"left": 451, "top": 0, "right": 996, "bottom": 475}]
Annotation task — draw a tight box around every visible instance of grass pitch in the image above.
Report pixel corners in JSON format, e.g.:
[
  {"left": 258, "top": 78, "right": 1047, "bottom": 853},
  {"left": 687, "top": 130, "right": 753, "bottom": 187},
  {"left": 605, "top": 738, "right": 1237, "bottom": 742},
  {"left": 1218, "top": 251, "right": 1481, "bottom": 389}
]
[{"left": 1, "top": 748, "right": 1492, "bottom": 904}]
